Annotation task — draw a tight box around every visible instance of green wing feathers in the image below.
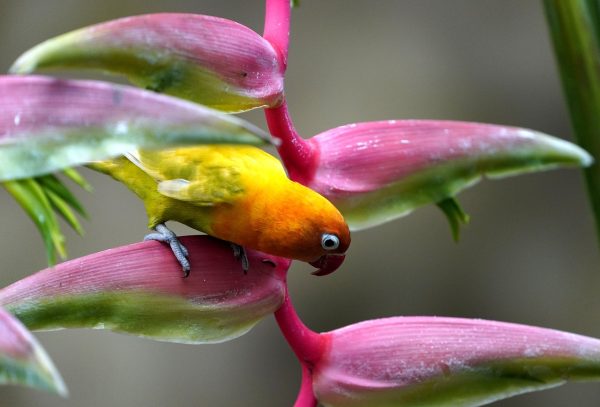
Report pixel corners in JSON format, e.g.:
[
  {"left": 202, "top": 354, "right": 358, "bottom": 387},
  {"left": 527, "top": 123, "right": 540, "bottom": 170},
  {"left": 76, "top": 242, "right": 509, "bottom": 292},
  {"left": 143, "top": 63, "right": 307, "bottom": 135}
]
[{"left": 123, "top": 148, "right": 249, "bottom": 205}]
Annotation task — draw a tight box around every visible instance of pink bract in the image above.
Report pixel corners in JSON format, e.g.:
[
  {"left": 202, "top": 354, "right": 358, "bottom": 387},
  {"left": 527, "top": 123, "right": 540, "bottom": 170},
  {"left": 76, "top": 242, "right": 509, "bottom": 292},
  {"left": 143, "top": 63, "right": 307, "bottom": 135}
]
[
  {"left": 312, "top": 316, "right": 600, "bottom": 406},
  {"left": 0, "top": 75, "right": 270, "bottom": 181},
  {"left": 11, "top": 14, "right": 284, "bottom": 112},
  {"left": 305, "top": 120, "right": 591, "bottom": 230},
  {"left": 0, "top": 236, "right": 291, "bottom": 344},
  {"left": 0, "top": 306, "right": 67, "bottom": 396}
]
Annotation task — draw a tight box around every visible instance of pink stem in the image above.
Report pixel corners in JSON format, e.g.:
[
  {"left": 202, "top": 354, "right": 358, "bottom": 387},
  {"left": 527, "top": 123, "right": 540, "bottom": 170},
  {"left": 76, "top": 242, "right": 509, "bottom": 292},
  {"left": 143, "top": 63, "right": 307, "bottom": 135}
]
[
  {"left": 293, "top": 363, "right": 318, "bottom": 407},
  {"left": 274, "top": 288, "right": 324, "bottom": 366},
  {"left": 263, "top": 0, "right": 316, "bottom": 185},
  {"left": 263, "top": 0, "right": 291, "bottom": 69},
  {"left": 264, "top": 104, "right": 317, "bottom": 184},
  {"left": 275, "top": 288, "right": 322, "bottom": 406}
]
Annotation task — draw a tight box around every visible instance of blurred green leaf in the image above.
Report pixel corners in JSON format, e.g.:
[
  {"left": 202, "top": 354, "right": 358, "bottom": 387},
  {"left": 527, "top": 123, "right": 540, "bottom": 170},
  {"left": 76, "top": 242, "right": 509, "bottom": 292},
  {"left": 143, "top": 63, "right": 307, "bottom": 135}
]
[
  {"left": 37, "top": 174, "right": 88, "bottom": 217},
  {"left": 3, "top": 171, "right": 90, "bottom": 264},
  {"left": 62, "top": 168, "right": 92, "bottom": 192},
  {"left": 545, "top": 0, "right": 600, "bottom": 243},
  {"left": 45, "top": 188, "right": 84, "bottom": 236},
  {"left": 3, "top": 179, "right": 65, "bottom": 264}
]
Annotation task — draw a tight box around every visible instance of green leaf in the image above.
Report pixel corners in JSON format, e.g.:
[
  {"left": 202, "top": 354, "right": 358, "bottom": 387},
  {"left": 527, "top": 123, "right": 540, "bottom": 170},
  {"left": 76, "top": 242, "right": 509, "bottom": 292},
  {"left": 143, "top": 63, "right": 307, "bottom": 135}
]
[
  {"left": 544, "top": 0, "right": 600, "bottom": 244},
  {"left": 436, "top": 197, "right": 470, "bottom": 242},
  {"left": 3, "top": 179, "right": 66, "bottom": 264},
  {"left": 37, "top": 174, "right": 88, "bottom": 218},
  {"left": 62, "top": 168, "right": 92, "bottom": 192},
  {"left": 44, "top": 188, "right": 84, "bottom": 236}
]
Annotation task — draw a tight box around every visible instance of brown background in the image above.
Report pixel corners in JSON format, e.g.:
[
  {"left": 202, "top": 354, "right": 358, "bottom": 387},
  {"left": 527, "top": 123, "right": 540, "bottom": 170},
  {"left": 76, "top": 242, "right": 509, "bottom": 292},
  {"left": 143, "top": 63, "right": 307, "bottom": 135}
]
[{"left": 0, "top": 1, "right": 599, "bottom": 406}]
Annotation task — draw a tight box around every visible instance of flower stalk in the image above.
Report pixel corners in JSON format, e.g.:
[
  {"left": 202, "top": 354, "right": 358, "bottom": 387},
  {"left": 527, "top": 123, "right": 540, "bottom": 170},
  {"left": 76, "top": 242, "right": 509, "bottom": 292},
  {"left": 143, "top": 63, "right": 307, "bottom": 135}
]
[
  {"left": 263, "top": 0, "right": 291, "bottom": 69},
  {"left": 274, "top": 289, "right": 321, "bottom": 407},
  {"left": 264, "top": 104, "right": 316, "bottom": 184},
  {"left": 263, "top": 0, "right": 316, "bottom": 184},
  {"left": 274, "top": 290, "right": 323, "bottom": 368}
]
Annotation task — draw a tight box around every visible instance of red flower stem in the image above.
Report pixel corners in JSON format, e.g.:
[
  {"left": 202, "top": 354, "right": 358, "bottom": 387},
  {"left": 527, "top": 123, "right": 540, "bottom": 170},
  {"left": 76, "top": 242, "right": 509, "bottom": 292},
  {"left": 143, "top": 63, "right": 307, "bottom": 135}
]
[
  {"left": 264, "top": 105, "right": 317, "bottom": 184},
  {"left": 263, "top": 0, "right": 291, "bottom": 69},
  {"left": 293, "top": 363, "right": 318, "bottom": 407},
  {"left": 274, "top": 288, "right": 322, "bottom": 406},
  {"left": 274, "top": 288, "right": 323, "bottom": 367},
  {"left": 263, "top": 0, "right": 316, "bottom": 184}
]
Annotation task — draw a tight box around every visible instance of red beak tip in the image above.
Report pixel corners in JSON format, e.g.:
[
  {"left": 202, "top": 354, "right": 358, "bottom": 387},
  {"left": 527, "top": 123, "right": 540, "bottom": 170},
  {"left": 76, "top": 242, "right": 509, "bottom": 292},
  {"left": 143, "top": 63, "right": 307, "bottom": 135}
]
[{"left": 309, "top": 254, "right": 346, "bottom": 276}]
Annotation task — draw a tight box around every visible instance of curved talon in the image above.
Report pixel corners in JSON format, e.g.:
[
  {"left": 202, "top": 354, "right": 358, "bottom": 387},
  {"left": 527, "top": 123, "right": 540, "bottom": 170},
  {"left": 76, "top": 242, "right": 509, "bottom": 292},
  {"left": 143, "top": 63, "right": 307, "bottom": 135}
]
[
  {"left": 230, "top": 243, "right": 249, "bottom": 273},
  {"left": 145, "top": 223, "right": 191, "bottom": 277}
]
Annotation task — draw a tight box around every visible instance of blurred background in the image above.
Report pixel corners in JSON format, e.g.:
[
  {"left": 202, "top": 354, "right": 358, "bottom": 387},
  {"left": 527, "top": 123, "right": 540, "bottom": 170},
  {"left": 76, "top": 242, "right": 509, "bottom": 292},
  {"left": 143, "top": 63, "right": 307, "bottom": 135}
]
[{"left": 1, "top": 0, "right": 599, "bottom": 406}]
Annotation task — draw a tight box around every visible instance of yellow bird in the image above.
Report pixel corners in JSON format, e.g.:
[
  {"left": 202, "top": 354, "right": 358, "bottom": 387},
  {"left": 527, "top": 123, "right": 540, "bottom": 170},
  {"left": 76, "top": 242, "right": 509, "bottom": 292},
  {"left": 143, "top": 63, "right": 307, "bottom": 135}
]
[{"left": 90, "top": 145, "right": 351, "bottom": 276}]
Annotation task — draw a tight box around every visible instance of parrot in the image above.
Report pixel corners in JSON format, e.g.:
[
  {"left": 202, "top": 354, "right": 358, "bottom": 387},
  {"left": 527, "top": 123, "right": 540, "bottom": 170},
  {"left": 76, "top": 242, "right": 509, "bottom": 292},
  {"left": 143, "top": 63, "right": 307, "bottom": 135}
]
[{"left": 89, "top": 145, "right": 351, "bottom": 276}]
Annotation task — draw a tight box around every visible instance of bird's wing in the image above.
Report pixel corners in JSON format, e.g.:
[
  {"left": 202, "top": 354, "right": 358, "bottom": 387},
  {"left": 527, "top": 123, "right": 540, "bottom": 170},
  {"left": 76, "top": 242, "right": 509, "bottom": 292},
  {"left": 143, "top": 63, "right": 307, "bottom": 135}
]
[{"left": 125, "top": 146, "right": 282, "bottom": 205}]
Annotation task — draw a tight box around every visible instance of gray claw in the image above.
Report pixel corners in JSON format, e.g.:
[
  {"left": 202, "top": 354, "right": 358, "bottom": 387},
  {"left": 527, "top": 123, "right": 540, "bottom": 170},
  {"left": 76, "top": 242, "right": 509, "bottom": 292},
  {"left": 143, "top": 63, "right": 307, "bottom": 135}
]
[
  {"left": 145, "top": 223, "right": 191, "bottom": 277},
  {"left": 230, "top": 244, "right": 249, "bottom": 273}
]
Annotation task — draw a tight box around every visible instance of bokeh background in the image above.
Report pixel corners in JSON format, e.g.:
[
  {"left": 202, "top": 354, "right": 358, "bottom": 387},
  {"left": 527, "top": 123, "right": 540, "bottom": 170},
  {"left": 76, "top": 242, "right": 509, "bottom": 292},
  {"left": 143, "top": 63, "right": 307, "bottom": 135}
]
[{"left": 1, "top": 0, "right": 599, "bottom": 406}]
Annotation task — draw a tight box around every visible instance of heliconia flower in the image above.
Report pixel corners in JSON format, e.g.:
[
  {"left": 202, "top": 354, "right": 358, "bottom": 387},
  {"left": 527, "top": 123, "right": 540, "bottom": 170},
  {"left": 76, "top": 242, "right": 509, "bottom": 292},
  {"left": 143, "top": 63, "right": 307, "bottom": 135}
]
[
  {"left": 0, "top": 306, "right": 67, "bottom": 396},
  {"left": 298, "top": 120, "right": 592, "bottom": 230},
  {"left": 0, "top": 236, "right": 290, "bottom": 344},
  {"left": 0, "top": 75, "right": 272, "bottom": 182},
  {"left": 311, "top": 317, "right": 600, "bottom": 407},
  {"left": 10, "top": 13, "right": 285, "bottom": 113}
]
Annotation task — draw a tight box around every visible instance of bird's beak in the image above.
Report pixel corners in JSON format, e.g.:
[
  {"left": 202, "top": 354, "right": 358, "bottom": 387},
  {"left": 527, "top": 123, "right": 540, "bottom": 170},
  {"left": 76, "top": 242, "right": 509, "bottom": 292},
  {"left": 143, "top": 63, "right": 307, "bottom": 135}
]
[{"left": 309, "top": 254, "right": 346, "bottom": 276}]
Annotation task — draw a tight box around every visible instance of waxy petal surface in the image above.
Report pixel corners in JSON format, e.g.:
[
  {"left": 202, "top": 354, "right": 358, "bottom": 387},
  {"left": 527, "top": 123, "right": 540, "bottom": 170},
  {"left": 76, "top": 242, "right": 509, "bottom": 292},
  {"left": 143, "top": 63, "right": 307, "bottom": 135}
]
[
  {"left": 11, "top": 14, "right": 284, "bottom": 112},
  {"left": 0, "top": 307, "right": 66, "bottom": 396},
  {"left": 0, "top": 236, "right": 289, "bottom": 344},
  {"left": 313, "top": 317, "right": 600, "bottom": 406},
  {"left": 0, "top": 75, "right": 271, "bottom": 181},
  {"left": 308, "top": 120, "right": 592, "bottom": 230}
]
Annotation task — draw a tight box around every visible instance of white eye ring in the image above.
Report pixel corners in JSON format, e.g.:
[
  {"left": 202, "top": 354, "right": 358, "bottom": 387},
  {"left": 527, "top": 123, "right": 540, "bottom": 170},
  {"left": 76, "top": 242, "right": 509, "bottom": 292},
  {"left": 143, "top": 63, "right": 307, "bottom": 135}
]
[{"left": 321, "top": 233, "right": 340, "bottom": 250}]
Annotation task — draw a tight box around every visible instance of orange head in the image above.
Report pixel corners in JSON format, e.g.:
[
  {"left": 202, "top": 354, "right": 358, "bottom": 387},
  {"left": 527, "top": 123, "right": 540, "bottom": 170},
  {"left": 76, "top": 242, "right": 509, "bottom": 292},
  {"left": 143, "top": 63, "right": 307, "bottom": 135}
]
[{"left": 248, "top": 181, "right": 351, "bottom": 275}]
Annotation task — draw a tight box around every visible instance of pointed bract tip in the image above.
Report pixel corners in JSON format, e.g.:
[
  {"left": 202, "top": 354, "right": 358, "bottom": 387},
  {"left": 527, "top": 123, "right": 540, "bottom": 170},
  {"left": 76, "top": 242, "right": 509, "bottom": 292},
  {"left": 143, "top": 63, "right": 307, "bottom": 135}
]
[{"left": 0, "top": 307, "right": 67, "bottom": 396}]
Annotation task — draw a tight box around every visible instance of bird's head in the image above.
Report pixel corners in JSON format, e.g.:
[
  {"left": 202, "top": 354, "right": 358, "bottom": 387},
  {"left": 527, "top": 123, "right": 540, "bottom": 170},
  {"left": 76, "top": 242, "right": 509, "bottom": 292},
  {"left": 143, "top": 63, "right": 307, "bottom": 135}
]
[{"left": 279, "top": 185, "right": 351, "bottom": 276}]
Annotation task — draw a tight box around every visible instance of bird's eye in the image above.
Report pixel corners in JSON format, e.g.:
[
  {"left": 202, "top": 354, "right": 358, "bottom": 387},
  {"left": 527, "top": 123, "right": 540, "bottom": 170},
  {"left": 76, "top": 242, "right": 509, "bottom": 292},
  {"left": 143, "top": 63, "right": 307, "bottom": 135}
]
[{"left": 321, "top": 233, "right": 340, "bottom": 250}]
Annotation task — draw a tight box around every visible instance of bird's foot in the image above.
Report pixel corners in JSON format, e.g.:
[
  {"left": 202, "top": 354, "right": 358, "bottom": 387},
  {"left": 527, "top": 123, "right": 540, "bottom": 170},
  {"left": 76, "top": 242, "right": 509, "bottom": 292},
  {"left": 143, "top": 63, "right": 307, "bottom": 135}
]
[
  {"left": 230, "top": 243, "right": 249, "bottom": 273},
  {"left": 145, "top": 223, "right": 190, "bottom": 277}
]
